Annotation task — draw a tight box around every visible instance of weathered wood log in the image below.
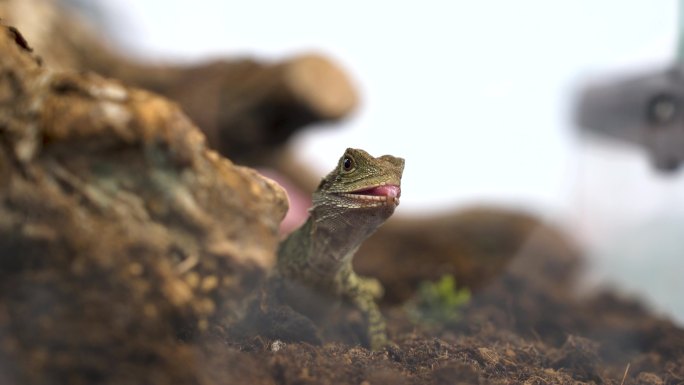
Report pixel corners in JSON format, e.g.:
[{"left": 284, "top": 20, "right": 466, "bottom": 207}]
[
  {"left": 354, "top": 207, "right": 581, "bottom": 304},
  {"left": 0, "top": 0, "right": 358, "bottom": 164},
  {"left": 112, "top": 55, "right": 358, "bottom": 165}
]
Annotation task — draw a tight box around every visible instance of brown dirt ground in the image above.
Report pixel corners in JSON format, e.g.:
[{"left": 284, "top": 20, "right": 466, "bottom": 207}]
[{"left": 204, "top": 236, "right": 684, "bottom": 385}]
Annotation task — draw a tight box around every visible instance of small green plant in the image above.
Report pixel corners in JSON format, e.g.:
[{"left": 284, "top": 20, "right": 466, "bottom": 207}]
[{"left": 405, "top": 275, "right": 471, "bottom": 327}]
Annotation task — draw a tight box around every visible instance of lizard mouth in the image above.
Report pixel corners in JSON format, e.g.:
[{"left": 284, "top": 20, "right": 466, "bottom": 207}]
[{"left": 338, "top": 185, "right": 401, "bottom": 206}]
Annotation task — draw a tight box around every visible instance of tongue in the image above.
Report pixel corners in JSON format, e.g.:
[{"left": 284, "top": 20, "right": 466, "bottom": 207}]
[{"left": 362, "top": 185, "right": 401, "bottom": 198}]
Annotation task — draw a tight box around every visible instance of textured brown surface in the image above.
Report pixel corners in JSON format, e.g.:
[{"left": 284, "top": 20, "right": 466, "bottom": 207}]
[
  {"left": 0, "top": 21, "right": 287, "bottom": 384},
  {"left": 127, "top": 54, "right": 358, "bottom": 165}
]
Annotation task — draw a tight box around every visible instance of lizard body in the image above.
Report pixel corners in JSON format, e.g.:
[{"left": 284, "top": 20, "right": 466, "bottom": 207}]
[{"left": 268, "top": 148, "right": 404, "bottom": 350}]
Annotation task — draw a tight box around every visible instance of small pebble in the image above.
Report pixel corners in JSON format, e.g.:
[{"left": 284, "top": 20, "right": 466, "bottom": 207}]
[
  {"left": 270, "top": 340, "right": 286, "bottom": 352},
  {"left": 201, "top": 276, "right": 218, "bottom": 292},
  {"left": 128, "top": 262, "right": 144, "bottom": 276},
  {"left": 185, "top": 272, "right": 200, "bottom": 288}
]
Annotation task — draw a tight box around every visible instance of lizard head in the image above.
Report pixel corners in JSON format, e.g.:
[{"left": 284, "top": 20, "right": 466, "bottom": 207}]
[{"left": 312, "top": 148, "right": 404, "bottom": 214}]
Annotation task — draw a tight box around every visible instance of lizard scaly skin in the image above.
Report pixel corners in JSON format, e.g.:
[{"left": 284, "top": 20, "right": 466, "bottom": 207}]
[{"left": 272, "top": 148, "right": 404, "bottom": 350}]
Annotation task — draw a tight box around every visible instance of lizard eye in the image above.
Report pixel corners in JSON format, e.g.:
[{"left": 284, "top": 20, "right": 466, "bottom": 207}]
[{"left": 342, "top": 156, "right": 355, "bottom": 172}]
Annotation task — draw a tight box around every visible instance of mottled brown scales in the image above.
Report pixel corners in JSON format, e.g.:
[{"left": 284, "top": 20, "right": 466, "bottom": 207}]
[{"left": 267, "top": 148, "right": 404, "bottom": 350}]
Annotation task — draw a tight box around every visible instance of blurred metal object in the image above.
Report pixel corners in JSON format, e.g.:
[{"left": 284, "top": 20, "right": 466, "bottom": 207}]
[
  {"left": 575, "top": 65, "right": 684, "bottom": 172},
  {"left": 575, "top": 0, "right": 684, "bottom": 173}
]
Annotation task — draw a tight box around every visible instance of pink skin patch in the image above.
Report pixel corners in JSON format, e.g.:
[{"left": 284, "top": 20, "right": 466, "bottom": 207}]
[
  {"left": 257, "top": 168, "right": 312, "bottom": 236},
  {"left": 354, "top": 185, "right": 401, "bottom": 198}
]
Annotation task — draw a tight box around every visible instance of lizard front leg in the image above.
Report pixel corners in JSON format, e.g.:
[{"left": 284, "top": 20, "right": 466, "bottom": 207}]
[
  {"left": 340, "top": 268, "right": 388, "bottom": 350},
  {"left": 351, "top": 291, "right": 388, "bottom": 350},
  {"left": 355, "top": 275, "right": 384, "bottom": 300}
]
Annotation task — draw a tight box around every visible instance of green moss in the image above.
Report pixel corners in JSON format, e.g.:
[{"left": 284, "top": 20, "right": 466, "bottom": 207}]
[{"left": 405, "top": 275, "right": 470, "bottom": 327}]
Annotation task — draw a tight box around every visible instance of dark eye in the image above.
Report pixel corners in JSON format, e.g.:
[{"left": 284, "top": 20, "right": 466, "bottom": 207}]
[
  {"left": 647, "top": 93, "right": 679, "bottom": 125},
  {"left": 342, "top": 156, "right": 354, "bottom": 172}
]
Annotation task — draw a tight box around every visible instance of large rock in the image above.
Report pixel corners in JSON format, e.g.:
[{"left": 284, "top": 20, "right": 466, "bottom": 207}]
[{"left": 0, "top": 22, "right": 287, "bottom": 384}]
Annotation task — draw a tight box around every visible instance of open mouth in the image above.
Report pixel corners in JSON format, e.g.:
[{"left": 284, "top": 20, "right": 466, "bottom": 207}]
[{"left": 338, "top": 185, "right": 401, "bottom": 206}]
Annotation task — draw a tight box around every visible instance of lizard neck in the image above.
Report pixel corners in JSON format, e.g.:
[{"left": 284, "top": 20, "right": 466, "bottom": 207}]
[{"left": 305, "top": 199, "right": 391, "bottom": 274}]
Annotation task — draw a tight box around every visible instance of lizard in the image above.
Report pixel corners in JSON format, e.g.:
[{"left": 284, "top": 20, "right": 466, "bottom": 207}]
[{"left": 258, "top": 148, "right": 404, "bottom": 350}]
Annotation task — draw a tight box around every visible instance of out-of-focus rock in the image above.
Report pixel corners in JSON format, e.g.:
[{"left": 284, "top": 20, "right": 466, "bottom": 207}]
[
  {"left": 0, "top": 0, "right": 359, "bottom": 165},
  {"left": 354, "top": 207, "right": 580, "bottom": 304},
  {"left": 0, "top": 21, "right": 287, "bottom": 384}
]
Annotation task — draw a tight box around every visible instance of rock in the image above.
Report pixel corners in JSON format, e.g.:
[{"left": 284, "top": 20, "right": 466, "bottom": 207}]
[{"left": 0, "top": 21, "right": 287, "bottom": 384}]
